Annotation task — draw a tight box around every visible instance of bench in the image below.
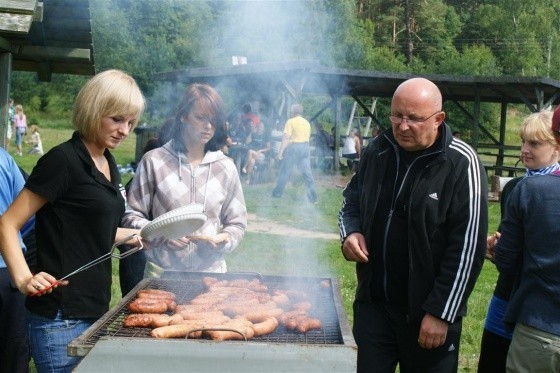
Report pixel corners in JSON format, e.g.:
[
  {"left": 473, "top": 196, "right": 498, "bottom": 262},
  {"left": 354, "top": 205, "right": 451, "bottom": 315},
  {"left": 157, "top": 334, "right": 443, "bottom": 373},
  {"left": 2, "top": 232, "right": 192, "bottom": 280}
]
[{"left": 483, "top": 164, "right": 524, "bottom": 177}]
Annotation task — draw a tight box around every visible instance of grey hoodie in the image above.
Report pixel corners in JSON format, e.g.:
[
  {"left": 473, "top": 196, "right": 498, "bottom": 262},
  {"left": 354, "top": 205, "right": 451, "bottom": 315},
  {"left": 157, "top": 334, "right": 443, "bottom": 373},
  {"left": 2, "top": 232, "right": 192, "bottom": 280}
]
[{"left": 122, "top": 141, "right": 247, "bottom": 272}]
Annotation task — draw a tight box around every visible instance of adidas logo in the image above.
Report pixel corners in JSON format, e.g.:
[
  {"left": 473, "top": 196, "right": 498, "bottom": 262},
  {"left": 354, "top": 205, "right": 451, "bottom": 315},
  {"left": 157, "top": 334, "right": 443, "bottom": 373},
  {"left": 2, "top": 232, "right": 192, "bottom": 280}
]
[
  {"left": 429, "top": 192, "right": 438, "bottom": 201},
  {"left": 448, "top": 343, "right": 455, "bottom": 352}
]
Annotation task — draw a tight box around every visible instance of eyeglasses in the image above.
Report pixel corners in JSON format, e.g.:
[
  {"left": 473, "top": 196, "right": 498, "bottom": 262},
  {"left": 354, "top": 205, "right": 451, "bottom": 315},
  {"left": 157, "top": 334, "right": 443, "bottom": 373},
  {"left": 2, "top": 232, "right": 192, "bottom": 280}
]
[{"left": 388, "top": 111, "right": 441, "bottom": 126}]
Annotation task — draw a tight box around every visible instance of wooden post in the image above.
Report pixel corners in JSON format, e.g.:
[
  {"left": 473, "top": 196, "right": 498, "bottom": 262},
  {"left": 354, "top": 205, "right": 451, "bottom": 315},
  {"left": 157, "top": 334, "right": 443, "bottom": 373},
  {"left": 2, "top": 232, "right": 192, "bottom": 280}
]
[{"left": 0, "top": 52, "right": 12, "bottom": 149}]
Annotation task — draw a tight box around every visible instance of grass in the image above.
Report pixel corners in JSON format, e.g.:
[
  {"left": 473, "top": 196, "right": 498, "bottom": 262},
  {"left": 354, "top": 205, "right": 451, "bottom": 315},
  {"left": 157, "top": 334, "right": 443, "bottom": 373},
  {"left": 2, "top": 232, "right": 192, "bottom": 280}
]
[{"left": 12, "top": 125, "right": 502, "bottom": 372}]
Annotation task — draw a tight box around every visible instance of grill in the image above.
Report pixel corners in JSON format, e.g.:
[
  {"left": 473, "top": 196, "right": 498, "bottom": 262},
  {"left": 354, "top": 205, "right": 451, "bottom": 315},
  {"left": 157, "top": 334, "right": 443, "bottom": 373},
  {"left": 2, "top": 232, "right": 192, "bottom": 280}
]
[{"left": 71, "top": 271, "right": 357, "bottom": 372}]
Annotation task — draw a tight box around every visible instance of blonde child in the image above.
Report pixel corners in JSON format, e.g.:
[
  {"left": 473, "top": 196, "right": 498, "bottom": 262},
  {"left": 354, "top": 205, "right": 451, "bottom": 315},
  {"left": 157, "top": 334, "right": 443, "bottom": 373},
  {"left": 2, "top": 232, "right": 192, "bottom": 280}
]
[{"left": 26, "top": 124, "right": 43, "bottom": 156}]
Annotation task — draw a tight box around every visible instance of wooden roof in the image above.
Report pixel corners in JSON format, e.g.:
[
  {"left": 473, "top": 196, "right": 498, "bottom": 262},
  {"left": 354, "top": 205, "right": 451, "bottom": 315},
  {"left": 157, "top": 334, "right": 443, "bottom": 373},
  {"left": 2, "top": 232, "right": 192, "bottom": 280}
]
[
  {"left": 155, "top": 61, "right": 560, "bottom": 109},
  {"left": 0, "top": 0, "right": 95, "bottom": 81}
]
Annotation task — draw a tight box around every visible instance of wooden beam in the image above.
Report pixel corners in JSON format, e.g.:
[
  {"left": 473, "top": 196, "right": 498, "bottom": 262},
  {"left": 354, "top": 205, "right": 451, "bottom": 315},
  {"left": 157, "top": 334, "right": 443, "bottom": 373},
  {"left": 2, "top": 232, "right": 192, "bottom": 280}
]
[
  {"left": 0, "top": 52, "right": 11, "bottom": 149},
  {"left": 0, "top": 35, "right": 12, "bottom": 52},
  {"left": 33, "top": 2, "right": 43, "bottom": 22},
  {"left": 0, "top": 13, "right": 33, "bottom": 33},
  {"left": 17, "top": 45, "right": 91, "bottom": 62},
  {"left": 0, "top": 0, "right": 37, "bottom": 14},
  {"left": 37, "top": 60, "right": 50, "bottom": 81}
]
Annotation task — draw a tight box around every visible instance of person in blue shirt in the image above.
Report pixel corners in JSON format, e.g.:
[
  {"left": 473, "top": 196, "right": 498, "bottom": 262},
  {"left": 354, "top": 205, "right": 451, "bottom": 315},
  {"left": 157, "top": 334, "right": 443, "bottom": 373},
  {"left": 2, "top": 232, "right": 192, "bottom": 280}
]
[{"left": 0, "top": 147, "right": 34, "bottom": 373}]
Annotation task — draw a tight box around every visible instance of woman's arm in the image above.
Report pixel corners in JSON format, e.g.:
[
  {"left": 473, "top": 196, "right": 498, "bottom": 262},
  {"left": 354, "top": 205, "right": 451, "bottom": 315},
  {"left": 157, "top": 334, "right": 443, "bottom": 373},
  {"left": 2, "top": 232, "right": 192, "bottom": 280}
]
[{"left": 0, "top": 189, "right": 51, "bottom": 294}]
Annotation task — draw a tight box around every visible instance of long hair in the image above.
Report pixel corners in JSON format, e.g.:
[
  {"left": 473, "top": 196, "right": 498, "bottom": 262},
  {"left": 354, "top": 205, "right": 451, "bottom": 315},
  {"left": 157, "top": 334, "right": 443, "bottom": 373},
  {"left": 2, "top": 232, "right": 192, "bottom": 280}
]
[{"left": 171, "top": 83, "right": 226, "bottom": 153}]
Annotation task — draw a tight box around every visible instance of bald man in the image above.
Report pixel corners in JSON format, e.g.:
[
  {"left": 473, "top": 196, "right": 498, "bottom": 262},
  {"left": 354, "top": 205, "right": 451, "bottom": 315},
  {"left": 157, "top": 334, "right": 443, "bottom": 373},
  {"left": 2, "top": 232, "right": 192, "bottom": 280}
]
[{"left": 339, "top": 77, "right": 488, "bottom": 372}]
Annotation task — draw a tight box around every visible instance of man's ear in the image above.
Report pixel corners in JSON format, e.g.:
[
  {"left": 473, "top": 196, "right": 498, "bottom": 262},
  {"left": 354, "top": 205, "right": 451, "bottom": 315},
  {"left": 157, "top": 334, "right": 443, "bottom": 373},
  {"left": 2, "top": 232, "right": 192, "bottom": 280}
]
[{"left": 435, "top": 111, "right": 446, "bottom": 126}]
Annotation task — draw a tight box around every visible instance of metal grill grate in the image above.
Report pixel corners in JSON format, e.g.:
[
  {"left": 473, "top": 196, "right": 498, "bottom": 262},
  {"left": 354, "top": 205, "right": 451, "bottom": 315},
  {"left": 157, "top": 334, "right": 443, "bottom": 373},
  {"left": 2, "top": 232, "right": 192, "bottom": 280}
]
[{"left": 69, "top": 272, "right": 348, "bottom": 356}]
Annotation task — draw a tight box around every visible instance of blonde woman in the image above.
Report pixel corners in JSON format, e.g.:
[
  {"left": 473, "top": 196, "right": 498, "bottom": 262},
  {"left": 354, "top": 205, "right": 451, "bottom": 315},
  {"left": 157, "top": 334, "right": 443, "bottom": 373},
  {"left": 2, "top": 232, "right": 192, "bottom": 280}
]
[
  {"left": 479, "top": 109, "right": 560, "bottom": 372},
  {"left": 0, "top": 70, "right": 145, "bottom": 372}
]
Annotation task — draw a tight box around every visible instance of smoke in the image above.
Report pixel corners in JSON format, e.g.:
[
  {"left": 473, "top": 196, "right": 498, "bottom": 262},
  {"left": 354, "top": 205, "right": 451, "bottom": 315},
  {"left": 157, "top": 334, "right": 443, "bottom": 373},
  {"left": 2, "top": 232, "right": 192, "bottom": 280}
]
[
  {"left": 145, "top": 1, "right": 343, "bottom": 278},
  {"left": 214, "top": 0, "right": 322, "bottom": 65}
]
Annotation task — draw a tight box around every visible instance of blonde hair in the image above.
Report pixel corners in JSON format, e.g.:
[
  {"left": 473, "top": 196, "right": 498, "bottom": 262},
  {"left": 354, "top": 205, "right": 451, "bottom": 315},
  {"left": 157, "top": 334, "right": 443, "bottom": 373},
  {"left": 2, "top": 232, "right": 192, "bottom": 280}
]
[
  {"left": 15, "top": 104, "right": 24, "bottom": 117},
  {"left": 72, "top": 69, "right": 145, "bottom": 142},
  {"left": 519, "top": 110, "right": 556, "bottom": 146},
  {"left": 30, "top": 124, "right": 39, "bottom": 133}
]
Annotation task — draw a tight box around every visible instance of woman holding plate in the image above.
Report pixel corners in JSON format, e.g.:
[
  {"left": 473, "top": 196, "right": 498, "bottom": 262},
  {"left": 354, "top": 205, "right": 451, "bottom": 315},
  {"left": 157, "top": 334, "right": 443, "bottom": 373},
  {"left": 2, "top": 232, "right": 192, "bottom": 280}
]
[
  {"left": 0, "top": 69, "right": 145, "bottom": 372},
  {"left": 122, "top": 83, "right": 247, "bottom": 276}
]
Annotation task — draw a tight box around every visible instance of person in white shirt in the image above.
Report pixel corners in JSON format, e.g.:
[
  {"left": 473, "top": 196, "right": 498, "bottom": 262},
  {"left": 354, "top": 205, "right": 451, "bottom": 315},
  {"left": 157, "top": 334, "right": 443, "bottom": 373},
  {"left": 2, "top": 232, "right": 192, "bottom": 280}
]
[{"left": 342, "top": 127, "right": 362, "bottom": 171}]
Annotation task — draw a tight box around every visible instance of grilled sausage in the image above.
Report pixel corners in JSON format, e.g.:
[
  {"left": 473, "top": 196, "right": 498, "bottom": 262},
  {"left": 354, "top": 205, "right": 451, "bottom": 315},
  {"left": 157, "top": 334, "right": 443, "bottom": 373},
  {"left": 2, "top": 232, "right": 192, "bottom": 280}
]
[
  {"left": 176, "top": 304, "right": 217, "bottom": 313},
  {"left": 137, "top": 289, "right": 176, "bottom": 300},
  {"left": 251, "top": 317, "right": 279, "bottom": 337},
  {"left": 179, "top": 310, "right": 227, "bottom": 321},
  {"left": 204, "top": 318, "right": 255, "bottom": 341},
  {"left": 221, "top": 300, "right": 278, "bottom": 317},
  {"left": 136, "top": 293, "right": 177, "bottom": 311},
  {"left": 242, "top": 308, "right": 284, "bottom": 323},
  {"left": 295, "top": 317, "right": 322, "bottom": 333},
  {"left": 127, "top": 298, "right": 167, "bottom": 314},
  {"left": 151, "top": 321, "right": 207, "bottom": 339},
  {"left": 123, "top": 313, "right": 172, "bottom": 328},
  {"left": 123, "top": 314, "right": 160, "bottom": 328}
]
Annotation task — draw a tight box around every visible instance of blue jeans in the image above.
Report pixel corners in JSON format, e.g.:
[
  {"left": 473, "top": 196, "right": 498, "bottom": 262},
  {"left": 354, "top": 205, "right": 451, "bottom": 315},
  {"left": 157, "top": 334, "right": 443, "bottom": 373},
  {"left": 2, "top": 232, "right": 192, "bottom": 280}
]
[
  {"left": 272, "top": 142, "right": 317, "bottom": 202},
  {"left": 27, "top": 310, "right": 94, "bottom": 373},
  {"left": 15, "top": 127, "right": 26, "bottom": 146}
]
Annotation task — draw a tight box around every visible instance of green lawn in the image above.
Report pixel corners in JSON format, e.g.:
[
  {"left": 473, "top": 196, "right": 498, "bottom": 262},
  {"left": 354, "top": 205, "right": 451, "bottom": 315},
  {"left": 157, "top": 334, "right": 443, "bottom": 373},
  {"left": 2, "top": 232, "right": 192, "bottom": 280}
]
[{"left": 12, "top": 127, "right": 501, "bottom": 372}]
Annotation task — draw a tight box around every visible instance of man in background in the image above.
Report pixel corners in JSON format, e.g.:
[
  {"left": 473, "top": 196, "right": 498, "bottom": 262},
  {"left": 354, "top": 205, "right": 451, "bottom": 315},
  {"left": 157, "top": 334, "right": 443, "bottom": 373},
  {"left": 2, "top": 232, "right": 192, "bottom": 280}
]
[
  {"left": 339, "top": 77, "right": 487, "bottom": 372},
  {"left": 272, "top": 103, "right": 317, "bottom": 203}
]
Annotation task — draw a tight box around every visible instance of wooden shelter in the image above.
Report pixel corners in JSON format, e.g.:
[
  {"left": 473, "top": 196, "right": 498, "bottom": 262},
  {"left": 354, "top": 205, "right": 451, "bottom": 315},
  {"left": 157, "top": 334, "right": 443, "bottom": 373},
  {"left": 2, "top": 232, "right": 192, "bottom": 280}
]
[
  {"left": 155, "top": 61, "right": 560, "bottom": 174},
  {"left": 0, "top": 0, "right": 95, "bottom": 148}
]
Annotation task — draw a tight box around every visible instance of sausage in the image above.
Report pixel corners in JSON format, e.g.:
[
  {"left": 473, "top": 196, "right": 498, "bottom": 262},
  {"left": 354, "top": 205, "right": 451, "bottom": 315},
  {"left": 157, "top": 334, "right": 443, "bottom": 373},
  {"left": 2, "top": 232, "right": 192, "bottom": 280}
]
[
  {"left": 136, "top": 293, "right": 177, "bottom": 311},
  {"left": 123, "top": 313, "right": 160, "bottom": 328},
  {"left": 176, "top": 304, "right": 217, "bottom": 313},
  {"left": 242, "top": 308, "right": 284, "bottom": 323},
  {"left": 150, "top": 314, "right": 173, "bottom": 328},
  {"left": 179, "top": 310, "right": 227, "bottom": 321},
  {"left": 127, "top": 299, "right": 168, "bottom": 314},
  {"left": 271, "top": 293, "right": 290, "bottom": 306},
  {"left": 123, "top": 313, "right": 172, "bottom": 328},
  {"left": 295, "top": 317, "right": 322, "bottom": 333},
  {"left": 276, "top": 289, "right": 308, "bottom": 302},
  {"left": 204, "top": 318, "right": 255, "bottom": 341},
  {"left": 203, "top": 277, "right": 228, "bottom": 288},
  {"left": 151, "top": 321, "right": 207, "bottom": 339},
  {"left": 221, "top": 300, "right": 278, "bottom": 317},
  {"left": 279, "top": 309, "right": 307, "bottom": 324},
  {"left": 292, "top": 301, "right": 312, "bottom": 311},
  {"left": 284, "top": 314, "right": 308, "bottom": 330},
  {"left": 190, "top": 292, "right": 228, "bottom": 305},
  {"left": 137, "top": 289, "right": 176, "bottom": 300},
  {"left": 168, "top": 313, "right": 184, "bottom": 325},
  {"left": 251, "top": 317, "right": 279, "bottom": 337}
]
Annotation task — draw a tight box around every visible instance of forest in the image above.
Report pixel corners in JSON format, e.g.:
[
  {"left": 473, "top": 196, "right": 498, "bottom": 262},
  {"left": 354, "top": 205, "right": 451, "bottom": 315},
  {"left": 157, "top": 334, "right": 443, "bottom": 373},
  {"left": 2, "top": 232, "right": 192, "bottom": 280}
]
[{"left": 10, "top": 0, "right": 560, "bottom": 134}]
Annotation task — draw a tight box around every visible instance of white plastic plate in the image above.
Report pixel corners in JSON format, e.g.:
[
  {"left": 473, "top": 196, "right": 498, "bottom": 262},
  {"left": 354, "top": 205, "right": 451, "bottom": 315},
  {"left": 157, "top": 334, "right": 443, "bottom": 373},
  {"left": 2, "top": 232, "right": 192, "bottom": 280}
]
[{"left": 140, "top": 204, "right": 207, "bottom": 240}]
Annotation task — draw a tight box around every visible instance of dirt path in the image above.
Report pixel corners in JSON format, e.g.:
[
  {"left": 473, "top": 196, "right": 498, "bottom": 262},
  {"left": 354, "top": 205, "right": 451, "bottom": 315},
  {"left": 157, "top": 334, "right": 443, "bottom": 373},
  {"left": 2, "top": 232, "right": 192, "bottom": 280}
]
[
  {"left": 244, "top": 173, "right": 351, "bottom": 241},
  {"left": 246, "top": 213, "right": 339, "bottom": 240}
]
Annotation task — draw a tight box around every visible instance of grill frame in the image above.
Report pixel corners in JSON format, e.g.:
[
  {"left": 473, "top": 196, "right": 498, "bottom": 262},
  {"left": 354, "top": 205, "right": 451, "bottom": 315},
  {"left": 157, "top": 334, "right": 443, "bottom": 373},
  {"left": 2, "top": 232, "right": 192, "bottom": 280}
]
[{"left": 69, "top": 271, "right": 356, "bottom": 359}]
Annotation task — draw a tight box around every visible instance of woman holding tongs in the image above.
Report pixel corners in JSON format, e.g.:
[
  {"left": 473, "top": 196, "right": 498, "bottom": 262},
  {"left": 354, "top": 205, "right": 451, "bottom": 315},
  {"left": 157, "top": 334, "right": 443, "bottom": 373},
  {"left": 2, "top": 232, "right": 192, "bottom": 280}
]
[
  {"left": 122, "top": 83, "right": 247, "bottom": 277},
  {"left": 0, "top": 70, "right": 145, "bottom": 372}
]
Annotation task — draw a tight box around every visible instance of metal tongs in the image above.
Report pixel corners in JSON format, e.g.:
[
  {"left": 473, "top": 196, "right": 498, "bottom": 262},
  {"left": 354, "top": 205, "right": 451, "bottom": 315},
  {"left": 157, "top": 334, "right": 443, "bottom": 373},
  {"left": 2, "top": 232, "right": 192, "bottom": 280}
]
[{"left": 30, "top": 234, "right": 143, "bottom": 296}]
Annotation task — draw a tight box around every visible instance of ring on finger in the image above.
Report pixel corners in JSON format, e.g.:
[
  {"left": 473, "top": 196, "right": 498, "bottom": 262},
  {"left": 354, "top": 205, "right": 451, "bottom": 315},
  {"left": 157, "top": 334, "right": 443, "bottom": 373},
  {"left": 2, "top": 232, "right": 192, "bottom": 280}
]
[{"left": 34, "top": 282, "right": 42, "bottom": 290}]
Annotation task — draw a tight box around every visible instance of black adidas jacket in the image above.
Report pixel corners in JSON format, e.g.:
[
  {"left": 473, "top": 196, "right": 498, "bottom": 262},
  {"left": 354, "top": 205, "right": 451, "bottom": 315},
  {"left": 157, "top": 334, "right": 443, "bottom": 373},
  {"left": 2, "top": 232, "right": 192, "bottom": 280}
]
[{"left": 339, "top": 123, "right": 488, "bottom": 323}]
